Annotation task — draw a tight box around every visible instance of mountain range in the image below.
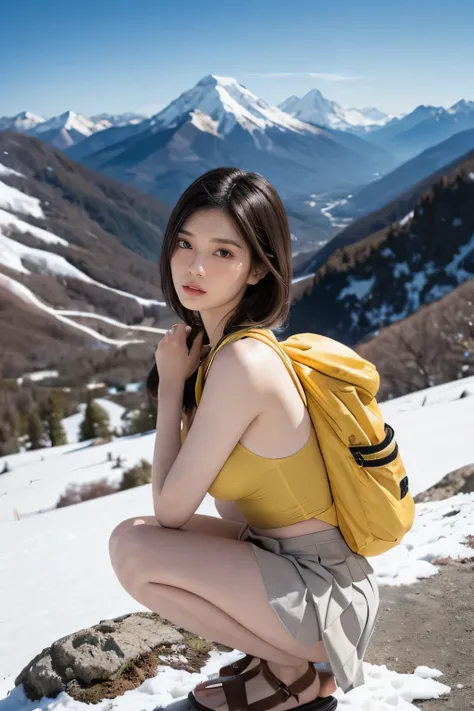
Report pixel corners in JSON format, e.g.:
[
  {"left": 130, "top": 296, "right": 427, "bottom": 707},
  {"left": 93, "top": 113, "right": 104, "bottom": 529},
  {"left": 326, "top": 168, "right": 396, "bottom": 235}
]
[
  {"left": 62, "top": 75, "right": 393, "bottom": 207},
  {"left": 3, "top": 75, "right": 474, "bottom": 235},
  {"left": 1, "top": 74, "right": 474, "bottom": 396},
  {"left": 1, "top": 128, "right": 473, "bottom": 391},
  {"left": 0, "top": 110, "right": 147, "bottom": 150},
  {"left": 367, "top": 100, "right": 474, "bottom": 161}
]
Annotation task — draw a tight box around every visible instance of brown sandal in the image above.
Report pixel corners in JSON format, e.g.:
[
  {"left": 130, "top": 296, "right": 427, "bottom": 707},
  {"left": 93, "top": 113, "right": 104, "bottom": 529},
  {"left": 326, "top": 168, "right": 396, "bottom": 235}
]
[
  {"left": 188, "top": 659, "right": 338, "bottom": 711},
  {"left": 192, "top": 658, "right": 261, "bottom": 697},
  {"left": 219, "top": 654, "right": 256, "bottom": 677}
]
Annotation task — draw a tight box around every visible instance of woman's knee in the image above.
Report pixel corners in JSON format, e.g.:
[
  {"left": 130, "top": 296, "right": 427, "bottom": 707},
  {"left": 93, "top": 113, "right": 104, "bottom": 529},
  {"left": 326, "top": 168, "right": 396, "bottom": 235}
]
[{"left": 108, "top": 516, "right": 153, "bottom": 568}]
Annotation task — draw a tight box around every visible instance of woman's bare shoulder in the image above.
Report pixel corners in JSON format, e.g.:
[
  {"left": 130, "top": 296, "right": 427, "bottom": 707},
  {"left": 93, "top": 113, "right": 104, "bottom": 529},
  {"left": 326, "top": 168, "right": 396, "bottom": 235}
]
[{"left": 212, "top": 336, "right": 286, "bottom": 395}]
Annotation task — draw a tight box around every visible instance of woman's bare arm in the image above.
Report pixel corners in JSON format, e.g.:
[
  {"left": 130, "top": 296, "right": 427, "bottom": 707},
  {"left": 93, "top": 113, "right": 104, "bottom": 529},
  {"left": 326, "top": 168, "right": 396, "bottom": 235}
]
[{"left": 152, "top": 339, "right": 266, "bottom": 528}]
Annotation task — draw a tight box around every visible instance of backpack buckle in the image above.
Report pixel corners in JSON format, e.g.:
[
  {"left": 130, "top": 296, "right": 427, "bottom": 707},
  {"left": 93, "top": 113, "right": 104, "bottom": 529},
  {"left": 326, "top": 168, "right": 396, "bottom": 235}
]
[{"left": 352, "top": 450, "right": 365, "bottom": 467}]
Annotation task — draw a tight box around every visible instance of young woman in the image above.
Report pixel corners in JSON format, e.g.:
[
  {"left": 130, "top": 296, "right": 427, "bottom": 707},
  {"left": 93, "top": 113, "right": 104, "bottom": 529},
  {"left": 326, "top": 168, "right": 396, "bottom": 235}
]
[{"left": 108, "top": 168, "right": 379, "bottom": 711}]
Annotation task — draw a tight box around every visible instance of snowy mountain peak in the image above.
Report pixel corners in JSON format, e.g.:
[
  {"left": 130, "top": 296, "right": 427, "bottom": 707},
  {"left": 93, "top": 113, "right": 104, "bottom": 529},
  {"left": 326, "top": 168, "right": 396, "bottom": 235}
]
[
  {"left": 356, "top": 107, "right": 390, "bottom": 122},
  {"left": 15, "top": 110, "right": 45, "bottom": 123},
  {"left": 151, "top": 74, "right": 319, "bottom": 137},
  {"left": 34, "top": 110, "right": 98, "bottom": 137},
  {"left": 0, "top": 111, "right": 46, "bottom": 133},
  {"left": 449, "top": 99, "right": 474, "bottom": 114},
  {"left": 278, "top": 88, "right": 390, "bottom": 132}
]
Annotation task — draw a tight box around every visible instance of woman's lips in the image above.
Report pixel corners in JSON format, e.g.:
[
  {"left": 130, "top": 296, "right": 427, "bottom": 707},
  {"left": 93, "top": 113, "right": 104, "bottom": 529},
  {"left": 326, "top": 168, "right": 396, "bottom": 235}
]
[{"left": 182, "top": 285, "right": 206, "bottom": 295}]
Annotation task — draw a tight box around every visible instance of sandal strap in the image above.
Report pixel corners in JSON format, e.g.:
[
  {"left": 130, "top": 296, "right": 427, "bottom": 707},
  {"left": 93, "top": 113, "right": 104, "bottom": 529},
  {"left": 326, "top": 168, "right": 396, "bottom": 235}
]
[
  {"left": 222, "top": 664, "right": 262, "bottom": 711},
  {"left": 262, "top": 659, "right": 316, "bottom": 697},
  {"left": 197, "top": 662, "right": 261, "bottom": 694},
  {"left": 222, "top": 660, "right": 316, "bottom": 711},
  {"left": 220, "top": 654, "right": 255, "bottom": 677}
]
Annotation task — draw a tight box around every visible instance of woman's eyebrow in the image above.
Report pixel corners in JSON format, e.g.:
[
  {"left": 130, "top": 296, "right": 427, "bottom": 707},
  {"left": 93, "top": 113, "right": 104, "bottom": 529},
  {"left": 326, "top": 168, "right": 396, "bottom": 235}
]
[{"left": 178, "top": 228, "right": 242, "bottom": 249}]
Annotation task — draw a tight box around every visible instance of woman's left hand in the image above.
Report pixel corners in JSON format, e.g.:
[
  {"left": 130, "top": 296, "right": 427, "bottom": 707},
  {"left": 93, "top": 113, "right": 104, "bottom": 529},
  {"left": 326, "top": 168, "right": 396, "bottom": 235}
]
[{"left": 155, "top": 324, "right": 206, "bottom": 383}]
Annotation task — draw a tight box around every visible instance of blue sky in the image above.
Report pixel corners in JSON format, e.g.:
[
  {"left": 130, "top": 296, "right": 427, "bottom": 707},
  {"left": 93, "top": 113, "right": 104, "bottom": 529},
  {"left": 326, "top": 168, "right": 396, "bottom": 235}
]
[{"left": 2, "top": 0, "right": 473, "bottom": 119}]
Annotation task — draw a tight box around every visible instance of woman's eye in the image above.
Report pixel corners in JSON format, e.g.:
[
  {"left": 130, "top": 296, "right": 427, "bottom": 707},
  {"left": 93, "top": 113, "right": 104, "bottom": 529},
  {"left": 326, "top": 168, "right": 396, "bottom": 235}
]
[
  {"left": 217, "top": 249, "right": 232, "bottom": 258},
  {"left": 178, "top": 239, "right": 191, "bottom": 249}
]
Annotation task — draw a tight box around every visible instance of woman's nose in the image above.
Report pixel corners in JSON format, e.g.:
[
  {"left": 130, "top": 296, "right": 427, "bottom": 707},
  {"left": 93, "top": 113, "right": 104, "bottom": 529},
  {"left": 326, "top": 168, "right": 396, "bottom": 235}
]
[{"left": 188, "top": 255, "right": 205, "bottom": 275}]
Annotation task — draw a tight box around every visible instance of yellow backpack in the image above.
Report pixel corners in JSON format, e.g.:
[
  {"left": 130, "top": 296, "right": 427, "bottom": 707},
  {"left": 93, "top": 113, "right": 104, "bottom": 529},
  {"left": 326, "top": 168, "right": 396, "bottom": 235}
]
[{"left": 200, "top": 327, "right": 415, "bottom": 557}]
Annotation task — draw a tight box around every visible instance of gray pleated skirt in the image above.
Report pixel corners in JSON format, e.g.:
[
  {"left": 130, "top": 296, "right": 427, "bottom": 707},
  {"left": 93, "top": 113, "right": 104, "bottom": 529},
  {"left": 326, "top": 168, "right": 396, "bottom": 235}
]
[{"left": 238, "top": 524, "right": 380, "bottom": 694}]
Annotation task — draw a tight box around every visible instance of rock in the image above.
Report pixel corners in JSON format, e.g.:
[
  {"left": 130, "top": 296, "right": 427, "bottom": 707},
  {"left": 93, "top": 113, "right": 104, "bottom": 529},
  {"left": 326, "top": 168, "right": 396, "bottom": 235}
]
[
  {"left": 414, "top": 463, "right": 474, "bottom": 503},
  {"left": 14, "top": 612, "right": 185, "bottom": 701}
]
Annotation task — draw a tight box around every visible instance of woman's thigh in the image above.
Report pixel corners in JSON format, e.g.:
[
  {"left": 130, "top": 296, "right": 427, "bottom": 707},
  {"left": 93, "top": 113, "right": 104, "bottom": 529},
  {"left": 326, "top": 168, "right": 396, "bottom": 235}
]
[
  {"left": 109, "top": 513, "right": 245, "bottom": 555},
  {"left": 109, "top": 522, "right": 328, "bottom": 662}
]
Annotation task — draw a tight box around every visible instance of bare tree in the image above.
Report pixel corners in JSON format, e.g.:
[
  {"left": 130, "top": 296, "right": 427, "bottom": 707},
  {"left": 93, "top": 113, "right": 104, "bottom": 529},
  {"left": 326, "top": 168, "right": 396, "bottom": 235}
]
[{"left": 358, "top": 279, "right": 474, "bottom": 400}]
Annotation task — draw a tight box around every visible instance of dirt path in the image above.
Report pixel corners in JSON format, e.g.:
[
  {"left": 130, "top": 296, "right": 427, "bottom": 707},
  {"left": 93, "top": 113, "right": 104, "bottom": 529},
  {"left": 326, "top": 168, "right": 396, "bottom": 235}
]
[{"left": 367, "top": 557, "right": 474, "bottom": 710}]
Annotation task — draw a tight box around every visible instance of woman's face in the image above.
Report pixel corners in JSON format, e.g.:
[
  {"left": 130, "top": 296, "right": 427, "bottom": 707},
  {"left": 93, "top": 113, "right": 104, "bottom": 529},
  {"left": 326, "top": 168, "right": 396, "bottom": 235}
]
[{"left": 170, "top": 208, "right": 262, "bottom": 315}]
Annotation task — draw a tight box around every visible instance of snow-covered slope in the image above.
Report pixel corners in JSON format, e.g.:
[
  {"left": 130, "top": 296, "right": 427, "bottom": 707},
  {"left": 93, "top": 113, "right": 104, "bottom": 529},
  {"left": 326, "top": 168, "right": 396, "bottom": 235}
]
[
  {"left": 2, "top": 373, "right": 473, "bottom": 523},
  {"left": 0, "top": 182, "right": 45, "bottom": 220},
  {"left": 0, "top": 173, "right": 165, "bottom": 309},
  {"left": 0, "top": 139, "right": 171, "bottom": 377},
  {"left": 1, "top": 375, "right": 473, "bottom": 707},
  {"left": 0, "top": 231, "right": 164, "bottom": 306},
  {"left": 0, "top": 273, "right": 165, "bottom": 347},
  {"left": 279, "top": 89, "right": 392, "bottom": 133}
]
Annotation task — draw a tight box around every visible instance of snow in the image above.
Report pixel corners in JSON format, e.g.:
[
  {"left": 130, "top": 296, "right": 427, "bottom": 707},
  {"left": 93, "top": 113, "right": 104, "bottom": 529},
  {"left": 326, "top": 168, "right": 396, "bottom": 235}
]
[
  {"left": 338, "top": 276, "right": 376, "bottom": 300},
  {"left": 370, "top": 494, "right": 473, "bottom": 585},
  {"left": 399, "top": 211, "right": 414, "bottom": 226},
  {"left": 0, "top": 231, "right": 98, "bottom": 278},
  {"left": 55, "top": 310, "right": 167, "bottom": 334},
  {"left": 393, "top": 261, "right": 410, "bottom": 278},
  {"left": 0, "top": 206, "right": 68, "bottom": 245},
  {"left": 446, "top": 232, "right": 474, "bottom": 279},
  {"left": 0, "top": 234, "right": 165, "bottom": 307},
  {"left": 414, "top": 666, "right": 443, "bottom": 679},
  {"left": 16, "top": 369, "right": 59, "bottom": 384},
  {"left": 0, "top": 181, "right": 44, "bottom": 219},
  {"left": 0, "top": 273, "right": 148, "bottom": 347},
  {"left": 382, "top": 373, "right": 474, "bottom": 410},
  {"left": 2, "top": 375, "right": 474, "bottom": 707},
  {"left": 0, "top": 163, "right": 25, "bottom": 179}
]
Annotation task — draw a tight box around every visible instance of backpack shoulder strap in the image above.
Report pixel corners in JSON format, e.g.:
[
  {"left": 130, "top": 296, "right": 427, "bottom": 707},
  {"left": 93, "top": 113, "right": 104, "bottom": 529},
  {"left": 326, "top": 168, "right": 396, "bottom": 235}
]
[{"left": 195, "top": 327, "right": 307, "bottom": 406}]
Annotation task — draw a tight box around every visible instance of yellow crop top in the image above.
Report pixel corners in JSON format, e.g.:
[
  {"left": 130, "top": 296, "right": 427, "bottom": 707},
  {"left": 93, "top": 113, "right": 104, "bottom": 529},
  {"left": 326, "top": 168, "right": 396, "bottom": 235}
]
[{"left": 180, "top": 353, "right": 338, "bottom": 530}]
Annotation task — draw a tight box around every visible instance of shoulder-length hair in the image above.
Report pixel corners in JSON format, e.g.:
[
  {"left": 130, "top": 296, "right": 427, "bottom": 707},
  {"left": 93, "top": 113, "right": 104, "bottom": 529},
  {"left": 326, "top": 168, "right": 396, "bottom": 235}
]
[{"left": 146, "top": 167, "right": 292, "bottom": 412}]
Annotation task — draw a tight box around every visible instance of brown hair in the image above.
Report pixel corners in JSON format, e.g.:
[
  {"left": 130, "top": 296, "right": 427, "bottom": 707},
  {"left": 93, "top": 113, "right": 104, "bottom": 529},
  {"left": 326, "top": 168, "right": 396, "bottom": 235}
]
[{"left": 146, "top": 167, "right": 292, "bottom": 412}]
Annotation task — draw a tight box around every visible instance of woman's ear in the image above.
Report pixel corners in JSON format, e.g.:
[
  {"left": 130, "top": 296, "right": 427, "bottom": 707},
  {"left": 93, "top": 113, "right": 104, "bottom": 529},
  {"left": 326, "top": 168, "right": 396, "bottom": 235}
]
[{"left": 247, "top": 263, "right": 269, "bottom": 285}]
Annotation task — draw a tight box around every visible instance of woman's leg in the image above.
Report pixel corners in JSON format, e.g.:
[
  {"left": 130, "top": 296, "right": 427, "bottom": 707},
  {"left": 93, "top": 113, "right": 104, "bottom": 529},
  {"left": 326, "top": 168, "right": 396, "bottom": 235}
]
[
  {"left": 109, "top": 515, "right": 318, "bottom": 665},
  {"left": 109, "top": 521, "right": 334, "bottom": 710},
  {"left": 134, "top": 583, "right": 336, "bottom": 700}
]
